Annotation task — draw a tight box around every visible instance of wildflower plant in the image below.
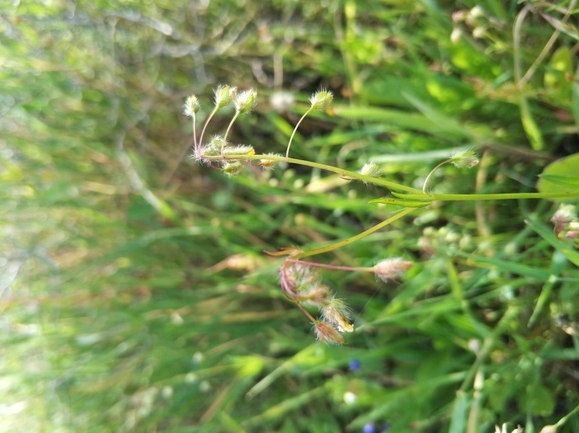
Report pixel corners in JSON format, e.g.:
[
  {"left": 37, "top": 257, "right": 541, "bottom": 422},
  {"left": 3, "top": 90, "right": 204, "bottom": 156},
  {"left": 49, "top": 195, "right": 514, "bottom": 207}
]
[{"left": 185, "top": 86, "right": 579, "bottom": 344}]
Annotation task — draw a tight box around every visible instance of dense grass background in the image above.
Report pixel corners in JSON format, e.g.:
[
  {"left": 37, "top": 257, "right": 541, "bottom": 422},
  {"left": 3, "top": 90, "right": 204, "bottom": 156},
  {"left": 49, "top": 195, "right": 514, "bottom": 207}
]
[{"left": 1, "top": 1, "right": 579, "bottom": 432}]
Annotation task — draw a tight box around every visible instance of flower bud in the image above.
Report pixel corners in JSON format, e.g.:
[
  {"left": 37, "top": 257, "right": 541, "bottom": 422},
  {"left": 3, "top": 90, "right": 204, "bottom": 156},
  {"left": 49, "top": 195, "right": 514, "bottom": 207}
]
[
  {"left": 309, "top": 90, "right": 334, "bottom": 111},
  {"left": 314, "top": 320, "right": 344, "bottom": 344},
  {"left": 551, "top": 203, "right": 577, "bottom": 234},
  {"left": 201, "top": 135, "right": 227, "bottom": 158},
  {"left": 234, "top": 89, "right": 257, "bottom": 114},
  {"left": 184, "top": 95, "right": 200, "bottom": 117},
  {"left": 221, "top": 160, "right": 243, "bottom": 177},
  {"left": 450, "top": 150, "right": 479, "bottom": 169},
  {"left": 450, "top": 27, "right": 462, "bottom": 44},
  {"left": 374, "top": 258, "right": 413, "bottom": 282},
  {"left": 214, "top": 85, "right": 237, "bottom": 109}
]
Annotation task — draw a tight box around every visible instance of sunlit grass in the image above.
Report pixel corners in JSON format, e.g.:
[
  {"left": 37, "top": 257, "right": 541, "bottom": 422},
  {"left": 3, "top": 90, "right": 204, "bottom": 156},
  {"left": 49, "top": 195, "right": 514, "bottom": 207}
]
[{"left": 1, "top": 0, "right": 579, "bottom": 432}]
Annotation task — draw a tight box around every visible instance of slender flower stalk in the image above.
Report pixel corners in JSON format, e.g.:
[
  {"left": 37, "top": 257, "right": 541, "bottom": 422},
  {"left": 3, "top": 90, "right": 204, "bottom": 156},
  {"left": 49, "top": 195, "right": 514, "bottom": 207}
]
[{"left": 285, "top": 90, "right": 333, "bottom": 159}]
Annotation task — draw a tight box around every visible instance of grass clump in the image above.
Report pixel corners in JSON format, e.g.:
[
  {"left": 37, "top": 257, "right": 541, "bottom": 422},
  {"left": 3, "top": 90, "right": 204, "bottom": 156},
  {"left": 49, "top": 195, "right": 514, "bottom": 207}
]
[{"left": 1, "top": 1, "right": 579, "bottom": 433}]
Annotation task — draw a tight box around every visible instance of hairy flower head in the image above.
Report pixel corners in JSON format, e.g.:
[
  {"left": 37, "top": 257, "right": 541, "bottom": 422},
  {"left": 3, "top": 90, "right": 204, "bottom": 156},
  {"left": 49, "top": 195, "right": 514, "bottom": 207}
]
[
  {"left": 374, "top": 258, "right": 413, "bottom": 282},
  {"left": 233, "top": 89, "right": 257, "bottom": 114},
  {"left": 214, "top": 85, "right": 237, "bottom": 109},
  {"left": 450, "top": 150, "right": 479, "bottom": 169},
  {"left": 322, "top": 298, "right": 353, "bottom": 333},
  {"left": 183, "top": 95, "right": 200, "bottom": 117},
  {"left": 309, "top": 90, "right": 334, "bottom": 111},
  {"left": 314, "top": 320, "right": 344, "bottom": 344}
]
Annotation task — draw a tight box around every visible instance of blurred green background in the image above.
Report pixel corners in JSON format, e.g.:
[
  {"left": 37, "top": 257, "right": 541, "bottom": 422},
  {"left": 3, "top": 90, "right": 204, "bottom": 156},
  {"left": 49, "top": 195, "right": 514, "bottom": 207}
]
[{"left": 1, "top": 1, "right": 579, "bottom": 432}]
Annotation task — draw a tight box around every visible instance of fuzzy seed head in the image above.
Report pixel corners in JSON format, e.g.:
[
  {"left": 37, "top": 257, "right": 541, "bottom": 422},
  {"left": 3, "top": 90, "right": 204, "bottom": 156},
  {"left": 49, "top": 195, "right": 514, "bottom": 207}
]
[
  {"left": 301, "top": 283, "right": 333, "bottom": 307},
  {"left": 309, "top": 90, "right": 334, "bottom": 111},
  {"left": 214, "top": 85, "right": 237, "bottom": 109},
  {"left": 283, "top": 264, "right": 321, "bottom": 293},
  {"left": 234, "top": 89, "right": 257, "bottom": 114},
  {"left": 374, "top": 258, "right": 413, "bottom": 282},
  {"left": 322, "top": 298, "right": 353, "bottom": 333},
  {"left": 314, "top": 321, "right": 344, "bottom": 344},
  {"left": 450, "top": 150, "right": 479, "bottom": 169},
  {"left": 184, "top": 95, "right": 200, "bottom": 117}
]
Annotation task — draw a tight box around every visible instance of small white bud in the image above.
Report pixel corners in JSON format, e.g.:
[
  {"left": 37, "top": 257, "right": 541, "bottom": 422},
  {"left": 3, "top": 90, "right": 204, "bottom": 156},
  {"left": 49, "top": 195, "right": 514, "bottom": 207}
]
[
  {"left": 374, "top": 258, "right": 413, "bottom": 282},
  {"left": 214, "top": 85, "right": 237, "bottom": 108},
  {"left": 233, "top": 89, "right": 257, "bottom": 114},
  {"left": 184, "top": 95, "right": 200, "bottom": 117},
  {"left": 309, "top": 90, "right": 334, "bottom": 111},
  {"left": 450, "top": 150, "right": 479, "bottom": 169}
]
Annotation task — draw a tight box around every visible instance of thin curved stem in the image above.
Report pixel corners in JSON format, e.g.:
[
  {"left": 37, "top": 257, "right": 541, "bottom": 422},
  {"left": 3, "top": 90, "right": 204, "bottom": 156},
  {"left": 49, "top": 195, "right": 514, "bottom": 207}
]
[
  {"left": 286, "top": 107, "right": 313, "bottom": 159},
  {"left": 198, "top": 106, "right": 219, "bottom": 150},
  {"left": 422, "top": 159, "right": 450, "bottom": 192},
  {"left": 223, "top": 111, "right": 240, "bottom": 142},
  {"left": 294, "top": 207, "right": 416, "bottom": 260}
]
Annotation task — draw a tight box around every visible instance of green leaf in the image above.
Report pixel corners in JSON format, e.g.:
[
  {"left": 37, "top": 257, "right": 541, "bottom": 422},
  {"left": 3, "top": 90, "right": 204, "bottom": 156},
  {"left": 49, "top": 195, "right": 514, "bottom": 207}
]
[
  {"left": 537, "top": 154, "right": 579, "bottom": 200},
  {"left": 520, "top": 383, "right": 555, "bottom": 415},
  {"left": 449, "top": 391, "right": 469, "bottom": 433},
  {"left": 537, "top": 174, "right": 579, "bottom": 188}
]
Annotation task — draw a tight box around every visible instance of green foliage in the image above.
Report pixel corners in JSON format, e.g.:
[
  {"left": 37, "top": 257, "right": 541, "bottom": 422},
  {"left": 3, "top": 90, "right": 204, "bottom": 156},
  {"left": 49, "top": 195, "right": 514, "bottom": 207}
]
[{"left": 1, "top": 0, "right": 579, "bottom": 433}]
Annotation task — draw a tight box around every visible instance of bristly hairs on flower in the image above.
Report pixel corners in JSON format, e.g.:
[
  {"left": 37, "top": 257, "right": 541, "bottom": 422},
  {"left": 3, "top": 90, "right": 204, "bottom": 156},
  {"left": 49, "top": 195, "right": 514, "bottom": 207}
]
[
  {"left": 233, "top": 89, "right": 257, "bottom": 114},
  {"left": 314, "top": 320, "right": 345, "bottom": 344},
  {"left": 184, "top": 95, "right": 200, "bottom": 118},
  {"left": 279, "top": 261, "right": 353, "bottom": 344},
  {"left": 374, "top": 258, "right": 413, "bottom": 283},
  {"left": 309, "top": 89, "right": 334, "bottom": 111},
  {"left": 214, "top": 85, "right": 237, "bottom": 109},
  {"left": 450, "top": 149, "right": 479, "bottom": 169}
]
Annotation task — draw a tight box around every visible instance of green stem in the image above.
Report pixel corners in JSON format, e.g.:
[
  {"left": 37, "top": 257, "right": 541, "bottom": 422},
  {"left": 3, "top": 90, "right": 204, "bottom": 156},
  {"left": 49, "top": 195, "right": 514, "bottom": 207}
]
[
  {"left": 294, "top": 207, "right": 415, "bottom": 260},
  {"left": 432, "top": 191, "right": 579, "bottom": 201},
  {"left": 555, "top": 403, "right": 579, "bottom": 429},
  {"left": 422, "top": 159, "right": 450, "bottom": 192},
  {"left": 286, "top": 258, "right": 374, "bottom": 273},
  {"left": 191, "top": 113, "right": 198, "bottom": 151},
  {"left": 204, "top": 153, "right": 421, "bottom": 193},
  {"left": 198, "top": 106, "right": 219, "bottom": 150},
  {"left": 223, "top": 111, "right": 240, "bottom": 143},
  {"left": 286, "top": 107, "right": 313, "bottom": 159}
]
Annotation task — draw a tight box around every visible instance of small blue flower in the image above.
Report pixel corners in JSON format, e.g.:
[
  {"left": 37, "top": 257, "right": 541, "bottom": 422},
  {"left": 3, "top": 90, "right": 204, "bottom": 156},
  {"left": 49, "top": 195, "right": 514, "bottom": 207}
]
[
  {"left": 349, "top": 359, "right": 361, "bottom": 372},
  {"left": 363, "top": 423, "right": 376, "bottom": 433}
]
